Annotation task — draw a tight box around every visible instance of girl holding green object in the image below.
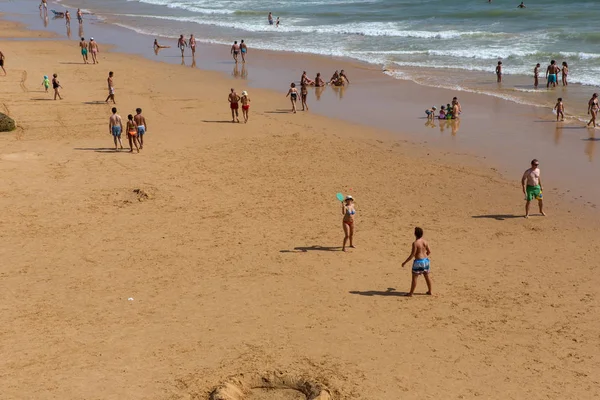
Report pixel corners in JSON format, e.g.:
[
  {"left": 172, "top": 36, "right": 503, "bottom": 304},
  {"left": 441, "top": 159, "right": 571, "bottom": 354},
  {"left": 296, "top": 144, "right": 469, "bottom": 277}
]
[{"left": 341, "top": 195, "right": 355, "bottom": 252}]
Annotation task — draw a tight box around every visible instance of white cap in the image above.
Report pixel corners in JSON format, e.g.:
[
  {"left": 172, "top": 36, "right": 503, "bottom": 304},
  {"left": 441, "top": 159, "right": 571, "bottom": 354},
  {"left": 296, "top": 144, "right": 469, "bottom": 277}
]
[
  {"left": 242, "top": 91, "right": 248, "bottom": 96},
  {"left": 345, "top": 195, "right": 353, "bottom": 200},
  {"left": 90, "top": 37, "right": 94, "bottom": 40}
]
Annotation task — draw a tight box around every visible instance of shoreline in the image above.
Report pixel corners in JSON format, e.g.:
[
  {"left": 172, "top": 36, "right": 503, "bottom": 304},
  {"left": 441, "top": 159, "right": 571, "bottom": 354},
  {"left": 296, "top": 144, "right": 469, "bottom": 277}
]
[
  {"left": 1, "top": 13, "right": 600, "bottom": 400},
  {"left": 2, "top": 2, "right": 600, "bottom": 205}
]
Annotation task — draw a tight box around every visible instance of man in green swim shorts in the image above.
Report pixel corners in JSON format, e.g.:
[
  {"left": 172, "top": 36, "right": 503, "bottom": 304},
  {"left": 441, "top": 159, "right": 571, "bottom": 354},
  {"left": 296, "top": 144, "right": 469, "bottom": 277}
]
[
  {"left": 79, "top": 37, "right": 88, "bottom": 64},
  {"left": 521, "top": 159, "right": 545, "bottom": 218}
]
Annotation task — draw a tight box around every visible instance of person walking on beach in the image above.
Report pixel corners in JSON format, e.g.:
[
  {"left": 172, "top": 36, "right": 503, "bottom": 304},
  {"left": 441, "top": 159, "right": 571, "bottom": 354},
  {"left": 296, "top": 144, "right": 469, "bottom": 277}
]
[
  {"left": 587, "top": 93, "right": 599, "bottom": 127},
  {"left": 546, "top": 60, "right": 559, "bottom": 88},
  {"left": 65, "top": 10, "right": 71, "bottom": 25},
  {"left": 554, "top": 98, "right": 564, "bottom": 122},
  {"left": 77, "top": 8, "right": 83, "bottom": 24},
  {"left": 105, "top": 71, "right": 115, "bottom": 104},
  {"left": 126, "top": 114, "right": 140, "bottom": 153},
  {"left": 300, "top": 82, "right": 309, "bottom": 111},
  {"left": 51, "top": 73, "right": 62, "bottom": 100},
  {"left": 189, "top": 34, "right": 196, "bottom": 57},
  {"left": 561, "top": 61, "right": 568, "bottom": 86},
  {"left": 109, "top": 107, "right": 123, "bottom": 151},
  {"left": 79, "top": 37, "right": 88, "bottom": 64},
  {"left": 228, "top": 88, "right": 241, "bottom": 123},
  {"left": 521, "top": 159, "right": 545, "bottom": 218},
  {"left": 534, "top": 63, "right": 540, "bottom": 88},
  {"left": 240, "top": 40, "right": 247, "bottom": 63},
  {"left": 341, "top": 195, "right": 355, "bottom": 252},
  {"left": 41, "top": 75, "right": 50, "bottom": 93},
  {"left": 134, "top": 108, "right": 147, "bottom": 149},
  {"left": 0, "top": 49, "right": 5, "bottom": 75},
  {"left": 286, "top": 82, "right": 299, "bottom": 113},
  {"left": 177, "top": 35, "right": 187, "bottom": 57},
  {"left": 231, "top": 41, "right": 240, "bottom": 63},
  {"left": 240, "top": 91, "right": 250, "bottom": 123},
  {"left": 495, "top": 61, "right": 503, "bottom": 83},
  {"left": 268, "top": 12, "right": 273, "bottom": 25},
  {"left": 88, "top": 37, "right": 99, "bottom": 64},
  {"left": 401, "top": 227, "right": 432, "bottom": 297}
]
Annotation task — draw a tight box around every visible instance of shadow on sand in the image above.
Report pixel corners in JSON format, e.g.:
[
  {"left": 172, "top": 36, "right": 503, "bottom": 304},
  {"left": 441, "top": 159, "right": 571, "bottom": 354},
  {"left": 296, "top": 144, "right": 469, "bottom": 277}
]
[
  {"left": 349, "top": 288, "right": 428, "bottom": 297},
  {"left": 74, "top": 147, "right": 129, "bottom": 153},
  {"left": 472, "top": 214, "right": 522, "bottom": 221},
  {"left": 280, "top": 245, "right": 342, "bottom": 253}
]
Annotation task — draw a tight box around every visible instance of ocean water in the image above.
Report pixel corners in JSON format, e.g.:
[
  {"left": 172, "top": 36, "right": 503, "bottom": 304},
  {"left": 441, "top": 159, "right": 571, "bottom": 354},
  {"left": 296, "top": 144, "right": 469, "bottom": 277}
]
[{"left": 57, "top": 0, "right": 600, "bottom": 114}]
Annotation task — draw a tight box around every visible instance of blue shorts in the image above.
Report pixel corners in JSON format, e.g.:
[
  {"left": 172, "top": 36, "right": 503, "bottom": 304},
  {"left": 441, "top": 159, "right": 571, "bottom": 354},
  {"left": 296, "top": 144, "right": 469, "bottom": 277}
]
[
  {"left": 137, "top": 126, "right": 146, "bottom": 136},
  {"left": 111, "top": 126, "right": 121, "bottom": 137},
  {"left": 412, "top": 258, "right": 430, "bottom": 275},
  {"left": 269, "top": 20, "right": 273, "bottom": 25},
  {"left": 548, "top": 74, "right": 557, "bottom": 83}
]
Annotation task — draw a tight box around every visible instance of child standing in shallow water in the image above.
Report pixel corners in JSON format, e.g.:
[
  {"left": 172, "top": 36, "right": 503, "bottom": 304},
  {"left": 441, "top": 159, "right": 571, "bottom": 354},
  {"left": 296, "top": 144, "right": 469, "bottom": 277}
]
[
  {"left": 554, "top": 98, "right": 565, "bottom": 122},
  {"left": 401, "top": 227, "right": 432, "bottom": 297},
  {"left": 495, "top": 61, "right": 503, "bottom": 83},
  {"left": 534, "top": 63, "right": 540, "bottom": 88}
]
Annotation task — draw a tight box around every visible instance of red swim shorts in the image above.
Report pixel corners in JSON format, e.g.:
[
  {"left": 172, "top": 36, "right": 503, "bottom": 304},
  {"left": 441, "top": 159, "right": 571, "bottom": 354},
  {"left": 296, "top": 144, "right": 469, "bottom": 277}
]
[
  {"left": 242, "top": 105, "right": 250, "bottom": 110},
  {"left": 230, "top": 102, "right": 239, "bottom": 110}
]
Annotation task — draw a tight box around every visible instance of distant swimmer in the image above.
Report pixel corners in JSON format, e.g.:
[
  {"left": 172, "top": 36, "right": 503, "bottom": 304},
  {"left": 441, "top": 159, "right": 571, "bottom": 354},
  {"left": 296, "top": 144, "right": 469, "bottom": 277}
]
[
  {"left": 561, "top": 61, "right": 568, "bottom": 86},
  {"left": 534, "top": 63, "right": 540, "bottom": 88},
  {"left": 231, "top": 40, "right": 240, "bottom": 63},
  {"left": 276, "top": 17, "right": 280, "bottom": 27},
  {"left": 109, "top": 107, "right": 124, "bottom": 151},
  {"left": 401, "top": 227, "right": 432, "bottom": 296},
  {"left": 495, "top": 61, "right": 502, "bottom": 83},
  {"left": 228, "top": 88, "right": 241, "bottom": 123},
  {"left": 79, "top": 37, "right": 88, "bottom": 64},
  {"left": 521, "top": 159, "right": 545, "bottom": 218},
  {"left": 88, "top": 37, "right": 99, "bottom": 64},
  {"left": 286, "top": 82, "right": 299, "bottom": 113},
  {"left": 77, "top": 8, "right": 82, "bottom": 24},
  {"left": 546, "top": 60, "right": 559, "bottom": 88},
  {"left": 240, "top": 40, "right": 247, "bottom": 63},
  {"left": 177, "top": 34, "right": 187, "bottom": 57},
  {"left": 105, "top": 71, "right": 115, "bottom": 104},
  {"left": 189, "top": 34, "right": 196, "bottom": 56},
  {"left": 554, "top": 98, "right": 565, "bottom": 122},
  {"left": 268, "top": 12, "right": 273, "bottom": 25},
  {"left": 587, "top": 93, "right": 599, "bottom": 127},
  {"left": 517, "top": 1, "right": 526, "bottom": 8}
]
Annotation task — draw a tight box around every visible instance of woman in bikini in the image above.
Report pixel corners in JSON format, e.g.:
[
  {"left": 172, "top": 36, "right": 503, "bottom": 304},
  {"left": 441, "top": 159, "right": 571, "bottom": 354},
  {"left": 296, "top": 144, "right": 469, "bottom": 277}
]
[
  {"left": 561, "top": 61, "right": 568, "bottom": 86},
  {"left": 300, "top": 82, "right": 308, "bottom": 111},
  {"left": 588, "top": 93, "right": 599, "bottom": 127},
  {"left": 341, "top": 195, "right": 355, "bottom": 252},
  {"left": 240, "top": 90, "right": 251, "bottom": 123},
  {"left": 286, "top": 82, "right": 299, "bottom": 113},
  {"left": 126, "top": 114, "right": 140, "bottom": 153}
]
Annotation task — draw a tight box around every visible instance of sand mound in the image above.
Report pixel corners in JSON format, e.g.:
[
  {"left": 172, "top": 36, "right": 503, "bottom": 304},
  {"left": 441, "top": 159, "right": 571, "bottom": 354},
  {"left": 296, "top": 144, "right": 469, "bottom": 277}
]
[
  {"left": 209, "top": 371, "right": 332, "bottom": 400},
  {"left": 0, "top": 112, "right": 16, "bottom": 132},
  {"left": 132, "top": 188, "right": 152, "bottom": 202}
]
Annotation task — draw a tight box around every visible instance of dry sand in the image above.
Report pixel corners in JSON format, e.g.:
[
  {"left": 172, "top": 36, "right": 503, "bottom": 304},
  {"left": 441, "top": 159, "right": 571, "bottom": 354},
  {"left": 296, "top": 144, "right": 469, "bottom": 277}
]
[{"left": 1, "top": 19, "right": 600, "bottom": 400}]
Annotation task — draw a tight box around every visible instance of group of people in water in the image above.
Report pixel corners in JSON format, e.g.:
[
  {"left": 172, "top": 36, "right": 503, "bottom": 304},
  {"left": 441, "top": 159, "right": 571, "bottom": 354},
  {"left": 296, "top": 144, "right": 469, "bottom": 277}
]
[
  {"left": 425, "top": 97, "right": 462, "bottom": 121},
  {"left": 301, "top": 70, "right": 350, "bottom": 87}
]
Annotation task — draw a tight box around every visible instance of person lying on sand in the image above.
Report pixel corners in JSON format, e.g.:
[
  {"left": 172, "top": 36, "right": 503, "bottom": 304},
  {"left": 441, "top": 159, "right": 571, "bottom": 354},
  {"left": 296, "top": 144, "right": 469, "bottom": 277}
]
[
  {"left": 153, "top": 39, "right": 170, "bottom": 50},
  {"left": 401, "top": 227, "right": 432, "bottom": 297}
]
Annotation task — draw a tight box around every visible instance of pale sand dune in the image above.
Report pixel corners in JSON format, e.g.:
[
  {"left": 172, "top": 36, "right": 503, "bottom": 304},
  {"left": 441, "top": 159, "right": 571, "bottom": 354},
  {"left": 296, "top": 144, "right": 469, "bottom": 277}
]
[{"left": 1, "top": 20, "right": 599, "bottom": 400}]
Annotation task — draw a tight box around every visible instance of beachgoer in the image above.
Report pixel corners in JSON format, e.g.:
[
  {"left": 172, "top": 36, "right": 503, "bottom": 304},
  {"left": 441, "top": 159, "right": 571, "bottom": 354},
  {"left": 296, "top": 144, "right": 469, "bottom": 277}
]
[
  {"left": 561, "top": 61, "right": 568, "bottom": 86},
  {"left": 109, "top": 107, "right": 124, "bottom": 151},
  {"left": 300, "top": 82, "right": 308, "bottom": 111},
  {"left": 268, "top": 12, "right": 273, "bottom": 25},
  {"left": 51, "top": 73, "right": 62, "bottom": 100},
  {"left": 401, "top": 227, "right": 432, "bottom": 297},
  {"left": 522, "top": 159, "right": 545, "bottom": 218},
  {"left": 534, "top": 63, "right": 540, "bottom": 88},
  {"left": 79, "top": 37, "right": 88, "bottom": 64},
  {"left": 496, "top": 61, "right": 502, "bottom": 83},
  {"left": 65, "top": 10, "right": 71, "bottom": 25},
  {"left": 339, "top": 70, "right": 350, "bottom": 84},
  {"left": 77, "top": 8, "right": 82, "bottom": 24},
  {"left": 438, "top": 106, "right": 446, "bottom": 120},
  {"left": 240, "top": 40, "right": 247, "bottom": 63},
  {"left": 425, "top": 106, "right": 436, "bottom": 120},
  {"left": 126, "top": 114, "right": 140, "bottom": 153},
  {"left": 0, "top": 50, "right": 5, "bottom": 75},
  {"left": 40, "top": 0, "right": 47, "bottom": 10},
  {"left": 554, "top": 98, "right": 564, "bottom": 122},
  {"left": 341, "top": 195, "right": 355, "bottom": 251},
  {"left": 587, "top": 93, "right": 599, "bottom": 127},
  {"left": 189, "top": 34, "right": 196, "bottom": 56},
  {"left": 134, "top": 108, "right": 147, "bottom": 149},
  {"left": 231, "top": 41, "right": 240, "bottom": 63},
  {"left": 177, "top": 35, "right": 187, "bottom": 57},
  {"left": 286, "top": 82, "right": 299, "bottom": 113},
  {"left": 240, "top": 90, "right": 251, "bottom": 123},
  {"left": 105, "top": 71, "right": 115, "bottom": 104},
  {"left": 276, "top": 17, "right": 280, "bottom": 27},
  {"left": 328, "top": 70, "right": 339, "bottom": 85},
  {"left": 452, "top": 97, "right": 462, "bottom": 114},
  {"left": 546, "top": 60, "right": 559, "bottom": 88},
  {"left": 41, "top": 75, "right": 50, "bottom": 93},
  {"left": 314, "top": 73, "right": 325, "bottom": 87},
  {"left": 88, "top": 37, "right": 99, "bottom": 64},
  {"left": 301, "top": 71, "right": 314, "bottom": 86},
  {"left": 228, "top": 88, "right": 241, "bottom": 123},
  {"left": 517, "top": 1, "right": 526, "bottom": 8}
]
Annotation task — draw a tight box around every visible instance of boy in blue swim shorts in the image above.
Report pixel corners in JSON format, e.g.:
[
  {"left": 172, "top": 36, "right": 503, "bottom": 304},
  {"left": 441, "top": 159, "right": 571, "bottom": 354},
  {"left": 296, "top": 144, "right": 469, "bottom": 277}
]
[
  {"left": 401, "top": 227, "right": 432, "bottom": 296},
  {"left": 108, "top": 107, "right": 124, "bottom": 151}
]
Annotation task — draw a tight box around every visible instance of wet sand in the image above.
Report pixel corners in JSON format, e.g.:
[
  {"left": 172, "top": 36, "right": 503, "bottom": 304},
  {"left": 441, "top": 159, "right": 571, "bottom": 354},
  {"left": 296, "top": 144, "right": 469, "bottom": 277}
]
[{"left": 1, "top": 13, "right": 600, "bottom": 400}]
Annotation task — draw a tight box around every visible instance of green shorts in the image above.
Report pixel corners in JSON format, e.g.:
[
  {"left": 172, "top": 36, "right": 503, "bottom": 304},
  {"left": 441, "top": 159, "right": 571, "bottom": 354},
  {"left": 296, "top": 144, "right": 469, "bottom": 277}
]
[{"left": 526, "top": 185, "right": 542, "bottom": 201}]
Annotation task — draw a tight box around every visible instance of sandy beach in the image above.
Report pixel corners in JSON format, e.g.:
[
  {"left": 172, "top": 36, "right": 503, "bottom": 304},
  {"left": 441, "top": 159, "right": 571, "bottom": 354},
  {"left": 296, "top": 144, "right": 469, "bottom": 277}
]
[{"left": 1, "top": 16, "right": 600, "bottom": 400}]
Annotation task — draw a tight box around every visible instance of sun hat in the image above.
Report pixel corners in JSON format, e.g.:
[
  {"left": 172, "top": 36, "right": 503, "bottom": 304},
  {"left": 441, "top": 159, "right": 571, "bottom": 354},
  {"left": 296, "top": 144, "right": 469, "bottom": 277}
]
[
  {"left": 90, "top": 37, "right": 94, "bottom": 40},
  {"left": 432, "top": 106, "right": 437, "bottom": 110},
  {"left": 242, "top": 91, "right": 248, "bottom": 96},
  {"left": 44, "top": 75, "right": 48, "bottom": 79},
  {"left": 345, "top": 195, "right": 353, "bottom": 201}
]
